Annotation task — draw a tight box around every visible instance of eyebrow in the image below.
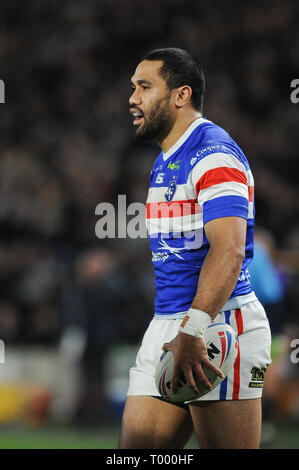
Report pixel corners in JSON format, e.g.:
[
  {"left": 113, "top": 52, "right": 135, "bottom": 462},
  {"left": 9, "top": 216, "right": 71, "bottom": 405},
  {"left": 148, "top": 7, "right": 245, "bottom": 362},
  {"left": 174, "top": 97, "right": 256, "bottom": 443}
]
[{"left": 130, "top": 78, "right": 153, "bottom": 86}]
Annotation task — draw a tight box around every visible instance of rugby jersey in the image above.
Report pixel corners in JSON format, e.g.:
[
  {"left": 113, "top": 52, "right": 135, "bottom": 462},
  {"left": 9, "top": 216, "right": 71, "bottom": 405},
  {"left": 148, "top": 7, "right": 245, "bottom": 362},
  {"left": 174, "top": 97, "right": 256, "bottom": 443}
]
[{"left": 145, "top": 117, "right": 256, "bottom": 317}]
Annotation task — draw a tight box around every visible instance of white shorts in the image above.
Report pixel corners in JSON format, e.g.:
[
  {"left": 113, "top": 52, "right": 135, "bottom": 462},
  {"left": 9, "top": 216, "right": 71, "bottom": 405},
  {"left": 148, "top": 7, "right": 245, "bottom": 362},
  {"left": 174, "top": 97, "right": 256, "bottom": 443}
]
[{"left": 127, "top": 300, "right": 272, "bottom": 402}]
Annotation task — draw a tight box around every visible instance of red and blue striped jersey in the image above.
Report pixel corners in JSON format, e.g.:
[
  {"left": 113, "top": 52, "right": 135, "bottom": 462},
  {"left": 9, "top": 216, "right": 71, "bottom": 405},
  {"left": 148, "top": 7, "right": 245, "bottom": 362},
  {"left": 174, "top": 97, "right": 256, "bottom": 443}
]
[{"left": 145, "top": 117, "right": 256, "bottom": 317}]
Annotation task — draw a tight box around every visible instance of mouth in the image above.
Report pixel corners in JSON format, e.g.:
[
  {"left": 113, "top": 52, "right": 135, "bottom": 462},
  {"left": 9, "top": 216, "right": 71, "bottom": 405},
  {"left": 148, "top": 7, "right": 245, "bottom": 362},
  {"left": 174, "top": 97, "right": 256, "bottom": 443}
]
[{"left": 131, "top": 110, "right": 144, "bottom": 126}]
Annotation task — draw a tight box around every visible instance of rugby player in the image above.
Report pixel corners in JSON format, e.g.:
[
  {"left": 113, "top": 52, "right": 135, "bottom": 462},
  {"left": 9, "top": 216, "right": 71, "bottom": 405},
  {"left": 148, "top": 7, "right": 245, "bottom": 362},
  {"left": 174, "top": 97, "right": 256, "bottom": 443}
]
[{"left": 118, "top": 48, "right": 271, "bottom": 449}]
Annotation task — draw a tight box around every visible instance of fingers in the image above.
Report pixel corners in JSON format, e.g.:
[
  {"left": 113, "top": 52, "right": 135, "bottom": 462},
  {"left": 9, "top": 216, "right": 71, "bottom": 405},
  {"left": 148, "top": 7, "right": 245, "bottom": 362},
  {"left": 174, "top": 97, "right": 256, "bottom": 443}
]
[
  {"left": 192, "top": 357, "right": 225, "bottom": 392},
  {"left": 202, "top": 356, "right": 224, "bottom": 379},
  {"left": 172, "top": 358, "right": 224, "bottom": 396},
  {"left": 183, "top": 364, "right": 202, "bottom": 395},
  {"left": 171, "top": 368, "right": 180, "bottom": 394},
  {"left": 171, "top": 361, "right": 208, "bottom": 395},
  {"left": 163, "top": 334, "right": 225, "bottom": 395},
  {"left": 171, "top": 365, "right": 192, "bottom": 395},
  {"left": 193, "top": 361, "right": 213, "bottom": 391}
]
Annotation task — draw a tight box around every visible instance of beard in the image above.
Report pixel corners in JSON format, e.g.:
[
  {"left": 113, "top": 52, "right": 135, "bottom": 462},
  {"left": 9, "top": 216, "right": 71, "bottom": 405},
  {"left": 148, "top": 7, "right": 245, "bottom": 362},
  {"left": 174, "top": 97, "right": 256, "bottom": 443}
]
[{"left": 133, "top": 93, "right": 176, "bottom": 144}]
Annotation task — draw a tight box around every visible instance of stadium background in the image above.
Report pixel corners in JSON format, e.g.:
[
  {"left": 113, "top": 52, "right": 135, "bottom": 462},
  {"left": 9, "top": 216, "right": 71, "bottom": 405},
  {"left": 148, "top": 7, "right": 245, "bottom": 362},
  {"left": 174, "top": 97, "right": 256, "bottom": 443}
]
[{"left": 0, "top": 0, "right": 298, "bottom": 448}]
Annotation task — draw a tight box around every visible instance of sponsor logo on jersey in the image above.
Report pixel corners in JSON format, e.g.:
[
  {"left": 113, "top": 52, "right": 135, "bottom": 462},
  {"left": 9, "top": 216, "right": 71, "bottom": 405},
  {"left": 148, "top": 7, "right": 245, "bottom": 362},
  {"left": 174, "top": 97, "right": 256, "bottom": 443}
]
[
  {"left": 155, "top": 172, "right": 164, "bottom": 184},
  {"left": 168, "top": 160, "right": 181, "bottom": 170},
  {"left": 196, "top": 144, "right": 231, "bottom": 157},
  {"left": 152, "top": 251, "right": 169, "bottom": 262},
  {"left": 165, "top": 179, "right": 177, "bottom": 202},
  {"left": 238, "top": 270, "right": 251, "bottom": 282},
  {"left": 249, "top": 366, "right": 267, "bottom": 388},
  {"left": 152, "top": 164, "right": 163, "bottom": 173},
  {"left": 158, "top": 236, "right": 186, "bottom": 260}
]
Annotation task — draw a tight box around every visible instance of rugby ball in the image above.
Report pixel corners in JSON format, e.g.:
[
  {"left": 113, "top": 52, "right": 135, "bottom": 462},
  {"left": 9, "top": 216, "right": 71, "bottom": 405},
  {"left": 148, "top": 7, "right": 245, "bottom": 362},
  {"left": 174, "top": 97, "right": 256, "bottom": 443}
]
[{"left": 155, "top": 322, "right": 238, "bottom": 402}]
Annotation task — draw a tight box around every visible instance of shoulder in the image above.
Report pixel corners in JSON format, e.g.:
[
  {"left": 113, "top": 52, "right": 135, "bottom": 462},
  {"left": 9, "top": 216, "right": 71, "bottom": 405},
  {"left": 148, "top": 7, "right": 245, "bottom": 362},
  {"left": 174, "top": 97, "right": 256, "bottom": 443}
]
[{"left": 185, "top": 119, "right": 249, "bottom": 171}]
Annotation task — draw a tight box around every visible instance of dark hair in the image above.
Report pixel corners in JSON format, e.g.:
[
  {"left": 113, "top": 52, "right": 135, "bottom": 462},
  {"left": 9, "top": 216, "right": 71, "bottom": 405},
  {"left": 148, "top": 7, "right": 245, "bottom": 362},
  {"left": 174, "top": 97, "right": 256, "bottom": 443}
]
[{"left": 142, "top": 47, "right": 205, "bottom": 112}]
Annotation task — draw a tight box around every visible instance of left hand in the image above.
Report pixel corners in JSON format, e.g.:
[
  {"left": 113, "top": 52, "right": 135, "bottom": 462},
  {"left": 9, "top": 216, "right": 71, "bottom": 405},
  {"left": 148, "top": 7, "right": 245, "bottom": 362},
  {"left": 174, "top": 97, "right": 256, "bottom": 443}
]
[{"left": 163, "top": 331, "right": 224, "bottom": 395}]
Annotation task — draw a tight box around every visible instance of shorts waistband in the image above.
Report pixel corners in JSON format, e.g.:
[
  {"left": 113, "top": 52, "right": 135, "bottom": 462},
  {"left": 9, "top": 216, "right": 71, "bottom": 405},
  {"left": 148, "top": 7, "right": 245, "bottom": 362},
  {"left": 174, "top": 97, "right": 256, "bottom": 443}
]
[{"left": 154, "top": 291, "right": 257, "bottom": 319}]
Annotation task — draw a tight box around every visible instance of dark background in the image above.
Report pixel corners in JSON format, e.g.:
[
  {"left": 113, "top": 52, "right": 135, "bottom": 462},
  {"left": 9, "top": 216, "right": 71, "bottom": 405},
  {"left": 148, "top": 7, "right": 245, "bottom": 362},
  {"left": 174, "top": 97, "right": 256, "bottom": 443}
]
[{"left": 0, "top": 0, "right": 298, "bottom": 439}]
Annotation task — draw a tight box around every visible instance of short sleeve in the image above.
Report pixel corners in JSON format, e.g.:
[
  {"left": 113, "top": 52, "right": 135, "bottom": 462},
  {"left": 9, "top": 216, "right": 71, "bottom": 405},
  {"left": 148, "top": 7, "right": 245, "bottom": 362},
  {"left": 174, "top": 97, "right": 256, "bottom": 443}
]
[{"left": 190, "top": 152, "right": 249, "bottom": 225}]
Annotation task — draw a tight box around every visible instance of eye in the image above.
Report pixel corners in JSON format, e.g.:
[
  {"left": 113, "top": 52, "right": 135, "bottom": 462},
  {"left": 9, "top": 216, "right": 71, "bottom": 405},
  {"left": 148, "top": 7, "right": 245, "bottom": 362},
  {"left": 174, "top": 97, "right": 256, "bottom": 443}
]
[{"left": 142, "top": 85, "right": 149, "bottom": 90}]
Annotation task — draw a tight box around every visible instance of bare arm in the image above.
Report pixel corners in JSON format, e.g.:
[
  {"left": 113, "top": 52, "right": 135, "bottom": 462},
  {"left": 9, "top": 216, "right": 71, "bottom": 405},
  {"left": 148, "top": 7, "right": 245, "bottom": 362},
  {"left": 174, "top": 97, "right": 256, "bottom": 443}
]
[
  {"left": 191, "top": 216, "right": 246, "bottom": 317},
  {"left": 163, "top": 216, "right": 247, "bottom": 394}
]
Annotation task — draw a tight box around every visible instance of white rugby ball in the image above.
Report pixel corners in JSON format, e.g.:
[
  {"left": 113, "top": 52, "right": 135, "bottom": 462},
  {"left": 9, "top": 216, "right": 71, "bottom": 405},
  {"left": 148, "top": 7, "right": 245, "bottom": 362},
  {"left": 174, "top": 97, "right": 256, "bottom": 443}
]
[{"left": 155, "top": 322, "right": 238, "bottom": 402}]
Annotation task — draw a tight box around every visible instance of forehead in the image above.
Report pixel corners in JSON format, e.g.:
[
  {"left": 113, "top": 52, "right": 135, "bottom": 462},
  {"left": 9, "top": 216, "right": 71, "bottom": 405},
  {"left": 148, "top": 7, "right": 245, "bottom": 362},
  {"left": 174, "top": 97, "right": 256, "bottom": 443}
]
[{"left": 131, "top": 60, "right": 165, "bottom": 84}]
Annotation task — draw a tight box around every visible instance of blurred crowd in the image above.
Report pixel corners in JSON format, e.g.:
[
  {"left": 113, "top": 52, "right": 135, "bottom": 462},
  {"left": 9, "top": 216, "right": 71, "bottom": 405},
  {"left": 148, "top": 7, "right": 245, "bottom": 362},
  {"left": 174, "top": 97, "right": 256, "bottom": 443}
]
[{"left": 0, "top": 0, "right": 298, "bottom": 427}]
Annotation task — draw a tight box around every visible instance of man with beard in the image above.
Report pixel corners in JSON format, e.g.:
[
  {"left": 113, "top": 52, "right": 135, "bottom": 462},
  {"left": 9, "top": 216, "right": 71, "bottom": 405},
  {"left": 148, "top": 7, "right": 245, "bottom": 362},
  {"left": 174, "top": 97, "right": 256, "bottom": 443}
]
[{"left": 118, "top": 48, "right": 271, "bottom": 449}]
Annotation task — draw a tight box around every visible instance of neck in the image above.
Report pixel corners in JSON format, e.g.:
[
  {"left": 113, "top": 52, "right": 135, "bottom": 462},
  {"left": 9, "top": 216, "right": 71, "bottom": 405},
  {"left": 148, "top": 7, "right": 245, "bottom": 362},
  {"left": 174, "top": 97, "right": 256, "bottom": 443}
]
[{"left": 159, "top": 111, "right": 202, "bottom": 153}]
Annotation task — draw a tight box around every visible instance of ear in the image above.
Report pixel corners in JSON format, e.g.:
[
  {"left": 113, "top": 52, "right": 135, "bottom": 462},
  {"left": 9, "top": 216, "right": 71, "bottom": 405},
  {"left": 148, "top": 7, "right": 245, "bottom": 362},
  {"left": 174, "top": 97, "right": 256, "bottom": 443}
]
[{"left": 174, "top": 85, "right": 192, "bottom": 108}]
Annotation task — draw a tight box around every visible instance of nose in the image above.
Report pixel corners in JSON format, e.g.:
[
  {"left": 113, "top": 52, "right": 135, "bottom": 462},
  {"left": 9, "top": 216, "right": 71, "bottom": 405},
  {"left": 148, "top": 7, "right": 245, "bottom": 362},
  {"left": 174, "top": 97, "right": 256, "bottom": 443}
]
[{"left": 129, "top": 88, "right": 141, "bottom": 106}]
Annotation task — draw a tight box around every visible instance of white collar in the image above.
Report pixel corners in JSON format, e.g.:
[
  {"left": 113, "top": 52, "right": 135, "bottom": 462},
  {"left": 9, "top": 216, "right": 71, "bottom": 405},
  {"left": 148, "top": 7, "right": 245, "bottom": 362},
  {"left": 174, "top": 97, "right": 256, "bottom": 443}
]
[{"left": 162, "top": 117, "right": 210, "bottom": 161}]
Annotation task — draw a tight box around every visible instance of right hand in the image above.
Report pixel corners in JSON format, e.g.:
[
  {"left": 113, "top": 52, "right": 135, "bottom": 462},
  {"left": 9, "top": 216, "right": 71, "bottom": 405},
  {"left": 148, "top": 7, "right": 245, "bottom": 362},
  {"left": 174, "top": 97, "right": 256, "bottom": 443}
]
[{"left": 163, "top": 331, "right": 224, "bottom": 395}]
